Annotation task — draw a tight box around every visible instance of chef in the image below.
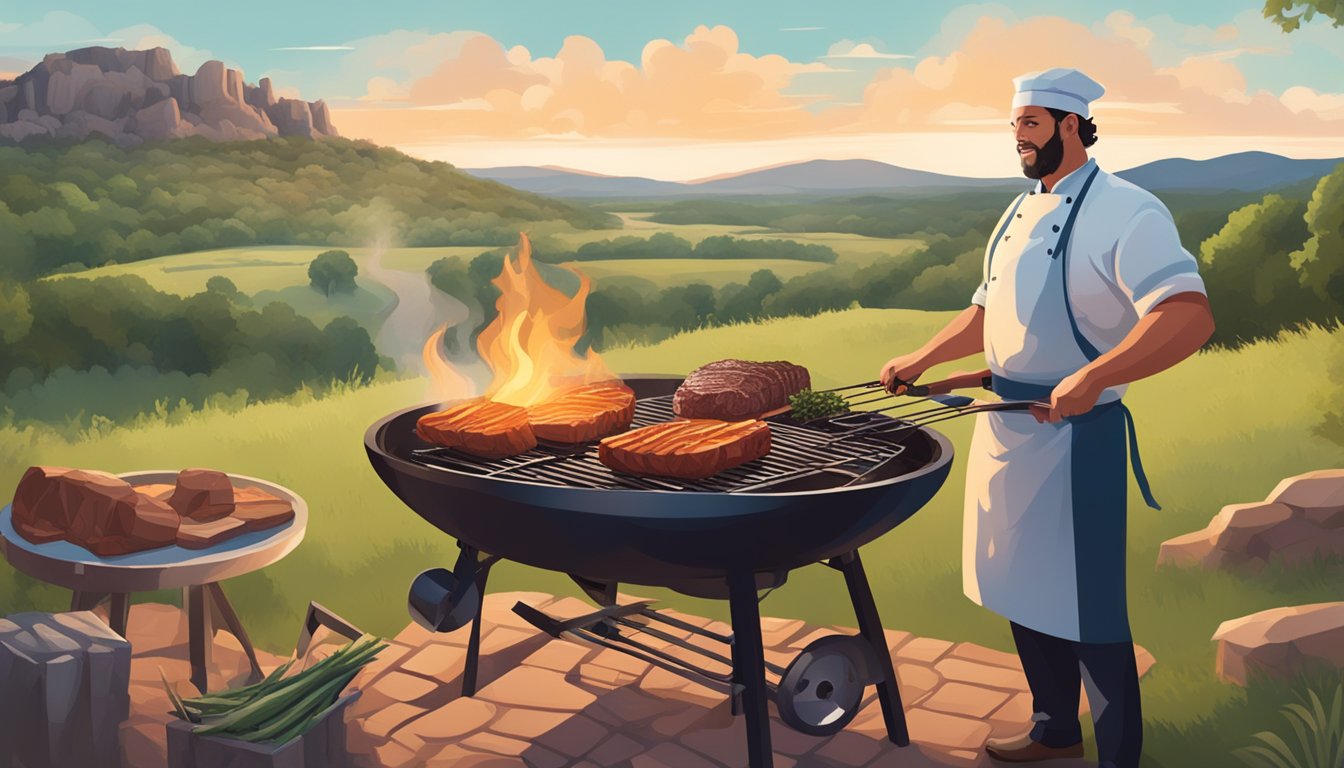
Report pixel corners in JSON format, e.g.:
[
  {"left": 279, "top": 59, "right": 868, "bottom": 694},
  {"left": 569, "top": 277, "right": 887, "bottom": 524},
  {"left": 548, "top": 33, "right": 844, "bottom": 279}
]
[{"left": 879, "top": 68, "right": 1214, "bottom": 768}]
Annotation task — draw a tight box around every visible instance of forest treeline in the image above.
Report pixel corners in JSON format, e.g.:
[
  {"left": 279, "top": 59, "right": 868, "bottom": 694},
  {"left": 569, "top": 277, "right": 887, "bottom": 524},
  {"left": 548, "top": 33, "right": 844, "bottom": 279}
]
[
  {"left": 430, "top": 165, "right": 1344, "bottom": 350},
  {"left": 0, "top": 137, "right": 614, "bottom": 279},
  {"left": 0, "top": 274, "right": 381, "bottom": 428}
]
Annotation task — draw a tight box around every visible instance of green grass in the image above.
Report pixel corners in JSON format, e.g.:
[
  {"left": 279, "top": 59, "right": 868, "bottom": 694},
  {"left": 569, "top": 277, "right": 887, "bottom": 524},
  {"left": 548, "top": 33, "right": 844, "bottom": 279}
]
[{"left": 2, "top": 308, "right": 1338, "bottom": 767}]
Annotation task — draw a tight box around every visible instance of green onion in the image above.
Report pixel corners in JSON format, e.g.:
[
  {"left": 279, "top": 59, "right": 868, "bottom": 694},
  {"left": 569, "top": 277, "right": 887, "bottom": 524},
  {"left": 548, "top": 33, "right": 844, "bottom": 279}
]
[{"left": 173, "top": 635, "right": 385, "bottom": 743}]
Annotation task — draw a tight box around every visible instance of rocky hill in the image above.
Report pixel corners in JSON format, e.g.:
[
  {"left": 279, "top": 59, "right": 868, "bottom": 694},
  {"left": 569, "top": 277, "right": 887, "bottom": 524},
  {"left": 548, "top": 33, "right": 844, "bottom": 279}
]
[{"left": 0, "top": 46, "right": 337, "bottom": 146}]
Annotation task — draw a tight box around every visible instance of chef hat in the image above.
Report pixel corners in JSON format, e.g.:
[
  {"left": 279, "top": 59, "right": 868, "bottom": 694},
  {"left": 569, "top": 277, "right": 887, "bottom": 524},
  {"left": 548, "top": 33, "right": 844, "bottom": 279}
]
[{"left": 1011, "top": 68, "right": 1105, "bottom": 118}]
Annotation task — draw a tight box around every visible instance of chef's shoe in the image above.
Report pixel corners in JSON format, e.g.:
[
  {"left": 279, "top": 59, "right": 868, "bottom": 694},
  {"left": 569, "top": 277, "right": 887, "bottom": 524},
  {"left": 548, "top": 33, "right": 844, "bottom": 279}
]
[{"left": 985, "top": 733, "right": 1085, "bottom": 762}]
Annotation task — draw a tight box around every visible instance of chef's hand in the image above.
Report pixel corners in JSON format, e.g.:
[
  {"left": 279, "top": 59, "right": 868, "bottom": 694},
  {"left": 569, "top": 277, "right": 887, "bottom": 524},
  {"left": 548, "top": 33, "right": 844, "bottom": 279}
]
[
  {"left": 1034, "top": 369, "right": 1106, "bottom": 423},
  {"left": 879, "top": 354, "right": 924, "bottom": 394}
]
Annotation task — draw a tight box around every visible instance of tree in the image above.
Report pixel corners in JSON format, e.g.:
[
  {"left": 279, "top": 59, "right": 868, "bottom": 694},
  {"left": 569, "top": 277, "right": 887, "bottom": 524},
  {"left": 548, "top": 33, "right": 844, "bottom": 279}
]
[
  {"left": 308, "top": 250, "right": 359, "bottom": 296},
  {"left": 0, "top": 282, "right": 33, "bottom": 344},
  {"left": 1290, "top": 164, "right": 1344, "bottom": 316},
  {"left": 1264, "top": 0, "right": 1344, "bottom": 31},
  {"left": 205, "top": 275, "right": 242, "bottom": 299},
  {"left": 1200, "top": 194, "right": 1315, "bottom": 343}
]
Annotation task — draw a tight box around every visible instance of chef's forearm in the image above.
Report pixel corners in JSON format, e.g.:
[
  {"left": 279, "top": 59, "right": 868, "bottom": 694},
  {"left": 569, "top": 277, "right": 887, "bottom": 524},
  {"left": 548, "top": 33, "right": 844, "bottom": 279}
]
[
  {"left": 913, "top": 305, "right": 986, "bottom": 369},
  {"left": 1080, "top": 293, "right": 1214, "bottom": 389}
]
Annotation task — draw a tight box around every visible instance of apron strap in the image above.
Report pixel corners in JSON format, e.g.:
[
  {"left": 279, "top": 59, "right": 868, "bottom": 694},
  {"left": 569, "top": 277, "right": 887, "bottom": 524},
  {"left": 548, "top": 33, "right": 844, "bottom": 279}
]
[
  {"left": 1057, "top": 166, "right": 1103, "bottom": 361},
  {"left": 1119, "top": 403, "right": 1162, "bottom": 510},
  {"left": 990, "top": 374, "right": 1163, "bottom": 511}
]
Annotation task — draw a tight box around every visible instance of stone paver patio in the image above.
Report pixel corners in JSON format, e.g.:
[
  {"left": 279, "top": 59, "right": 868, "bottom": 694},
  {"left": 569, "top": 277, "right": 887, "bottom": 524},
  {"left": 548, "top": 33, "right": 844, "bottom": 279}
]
[{"left": 116, "top": 593, "right": 1155, "bottom": 767}]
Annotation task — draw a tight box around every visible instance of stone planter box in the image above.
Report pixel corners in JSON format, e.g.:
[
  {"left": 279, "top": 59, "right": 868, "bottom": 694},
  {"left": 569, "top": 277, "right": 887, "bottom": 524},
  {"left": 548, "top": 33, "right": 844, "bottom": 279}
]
[{"left": 165, "top": 691, "right": 360, "bottom": 768}]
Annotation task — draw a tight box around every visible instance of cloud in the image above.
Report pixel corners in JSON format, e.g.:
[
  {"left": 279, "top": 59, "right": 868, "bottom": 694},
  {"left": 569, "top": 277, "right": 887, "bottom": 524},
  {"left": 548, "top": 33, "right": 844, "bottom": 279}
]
[
  {"left": 335, "top": 25, "right": 837, "bottom": 142},
  {"left": 0, "top": 11, "right": 105, "bottom": 52},
  {"left": 824, "top": 41, "right": 912, "bottom": 60},
  {"left": 850, "top": 14, "right": 1344, "bottom": 136}
]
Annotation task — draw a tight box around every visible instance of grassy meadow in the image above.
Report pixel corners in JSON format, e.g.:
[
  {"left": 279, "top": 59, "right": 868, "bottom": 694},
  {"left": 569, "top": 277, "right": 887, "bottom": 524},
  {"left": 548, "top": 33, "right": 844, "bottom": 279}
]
[{"left": 1, "top": 307, "right": 1340, "bottom": 766}]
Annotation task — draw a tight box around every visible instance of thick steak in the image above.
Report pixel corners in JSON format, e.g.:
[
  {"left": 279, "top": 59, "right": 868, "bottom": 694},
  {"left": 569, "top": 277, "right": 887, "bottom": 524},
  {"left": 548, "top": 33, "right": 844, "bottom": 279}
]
[
  {"left": 598, "top": 419, "right": 771, "bottom": 480},
  {"left": 673, "top": 360, "right": 811, "bottom": 421},
  {"left": 416, "top": 399, "right": 537, "bottom": 458},
  {"left": 12, "top": 466, "right": 180, "bottom": 556},
  {"left": 527, "top": 382, "right": 636, "bottom": 443},
  {"left": 168, "top": 468, "right": 235, "bottom": 521}
]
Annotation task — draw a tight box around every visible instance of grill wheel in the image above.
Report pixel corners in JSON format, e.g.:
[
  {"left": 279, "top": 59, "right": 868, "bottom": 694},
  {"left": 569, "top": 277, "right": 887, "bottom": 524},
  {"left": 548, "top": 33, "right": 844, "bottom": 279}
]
[{"left": 776, "top": 634, "right": 877, "bottom": 736}]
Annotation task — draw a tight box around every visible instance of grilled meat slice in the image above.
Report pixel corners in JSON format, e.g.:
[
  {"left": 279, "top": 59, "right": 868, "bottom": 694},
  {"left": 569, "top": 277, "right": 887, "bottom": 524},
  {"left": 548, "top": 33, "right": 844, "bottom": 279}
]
[
  {"left": 527, "top": 382, "right": 636, "bottom": 443},
  {"left": 672, "top": 360, "right": 811, "bottom": 421},
  {"left": 598, "top": 419, "right": 771, "bottom": 480},
  {"left": 416, "top": 399, "right": 537, "bottom": 458},
  {"left": 168, "top": 468, "right": 235, "bottom": 521},
  {"left": 11, "top": 466, "right": 180, "bottom": 556}
]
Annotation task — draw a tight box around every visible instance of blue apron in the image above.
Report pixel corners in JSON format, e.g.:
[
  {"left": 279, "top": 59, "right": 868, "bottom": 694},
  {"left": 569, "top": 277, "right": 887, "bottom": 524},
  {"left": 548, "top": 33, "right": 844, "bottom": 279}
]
[{"left": 964, "top": 167, "right": 1158, "bottom": 644}]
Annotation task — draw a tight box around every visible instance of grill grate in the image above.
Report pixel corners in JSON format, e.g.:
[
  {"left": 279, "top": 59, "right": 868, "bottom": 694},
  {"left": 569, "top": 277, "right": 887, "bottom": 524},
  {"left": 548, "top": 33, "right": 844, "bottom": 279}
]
[{"left": 407, "top": 395, "right": 906, "bottom": 493}]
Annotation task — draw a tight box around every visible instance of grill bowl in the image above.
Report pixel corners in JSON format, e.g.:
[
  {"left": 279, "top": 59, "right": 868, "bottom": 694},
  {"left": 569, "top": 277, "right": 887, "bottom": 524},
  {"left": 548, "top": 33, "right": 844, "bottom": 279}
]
[{"left": 364, "top": 377, "right": 953, "bottom": 587}]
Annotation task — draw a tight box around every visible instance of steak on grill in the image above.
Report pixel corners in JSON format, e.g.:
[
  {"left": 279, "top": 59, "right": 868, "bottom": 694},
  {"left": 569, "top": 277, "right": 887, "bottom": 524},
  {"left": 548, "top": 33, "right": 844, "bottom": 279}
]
[
  {"left": 598, "top": 419, "right": 772, "bottom": 480},
  {"left": 416, "top": 399, "right": 537, "bottom": 458},
  {"left": 673, "top": 360, "right": 810, "bottom": 421},
  {"left": 527, "top": 382, "right": 636, "bottom": 443}
]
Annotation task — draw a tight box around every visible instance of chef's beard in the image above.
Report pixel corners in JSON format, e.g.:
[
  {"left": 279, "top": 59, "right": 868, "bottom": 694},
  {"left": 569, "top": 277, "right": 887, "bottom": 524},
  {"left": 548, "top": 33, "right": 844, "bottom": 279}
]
[{"left": 1019, "top": 123, "right": 1064, "bottom": 179}]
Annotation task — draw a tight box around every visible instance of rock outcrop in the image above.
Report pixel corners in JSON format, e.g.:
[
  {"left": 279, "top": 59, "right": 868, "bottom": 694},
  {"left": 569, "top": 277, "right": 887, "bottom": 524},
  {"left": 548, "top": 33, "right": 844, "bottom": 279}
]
[
  {"left": 0, "top": 46, "right": 338, "bottom": 147},
  {"left": 1211, "top": 602, "right": 1344, "bottom": 685},
  {"left": 1158, "top": 469, "right": 1344, "bottom": 569}
]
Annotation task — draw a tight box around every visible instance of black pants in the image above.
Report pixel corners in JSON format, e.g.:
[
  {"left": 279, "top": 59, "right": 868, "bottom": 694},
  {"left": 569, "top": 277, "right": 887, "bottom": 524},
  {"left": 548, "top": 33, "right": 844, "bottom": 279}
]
[{"left": 1010, "top": 621, "right": 1143, "bottom": 768}]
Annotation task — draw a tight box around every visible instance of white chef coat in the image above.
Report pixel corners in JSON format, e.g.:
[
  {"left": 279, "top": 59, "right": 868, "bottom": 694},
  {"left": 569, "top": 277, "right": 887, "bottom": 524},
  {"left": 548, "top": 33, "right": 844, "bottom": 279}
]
[{"left": 961, "top": 158, "right": 1206, "bottom": 642}]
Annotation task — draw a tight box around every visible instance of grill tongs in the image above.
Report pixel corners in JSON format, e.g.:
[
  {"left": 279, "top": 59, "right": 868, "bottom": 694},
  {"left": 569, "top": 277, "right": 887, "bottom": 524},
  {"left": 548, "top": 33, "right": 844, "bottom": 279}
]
[{"left": 814, "top": 369, "right": 1048, "bottom": 444}]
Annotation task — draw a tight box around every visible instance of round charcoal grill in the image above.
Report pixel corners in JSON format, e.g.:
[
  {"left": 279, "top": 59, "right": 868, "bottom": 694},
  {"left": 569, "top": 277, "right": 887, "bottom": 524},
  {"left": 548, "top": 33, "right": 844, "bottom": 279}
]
[{"left": 364, "top": 375, "right": 968, "bottom": 768}]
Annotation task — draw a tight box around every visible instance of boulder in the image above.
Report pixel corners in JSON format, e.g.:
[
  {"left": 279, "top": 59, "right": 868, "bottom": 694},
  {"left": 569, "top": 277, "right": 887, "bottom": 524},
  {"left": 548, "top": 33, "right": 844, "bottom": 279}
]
[
  {"left": 268, "top": 97, "right": 315, "bottom": 137},
  {"left": 1155, "top": 529, "right": 1213, "bottom": 568},
  {"left": 1212, "top": 603, "right": 1344, "bottom": 685},
  {"left": 2, "top": 46, "right": 338, "bottom": 146},
  {"left": 44, "top": 62, "right": 104, "bottom": 115},
  {"left": 0, "top": 119, "right": 52, "bottom": 142},
  {"left": 54, "top": 110, "right": 123, "bottom": 141},
  {"left": 312, "top": 99, "right": 337, "bottom": 136},
  {"left": 245, "top": 76, "right": 277, "bottom": 110},
  {"left": 66, "top": 46, "right": 130, "bottom": 74},
  {"left": 1267, "top": 469, "right": 1344, "bottom": 526},
  {"left": 132, "top": 96, "right": 183, "bottom": 140},
  {"left": 190, "top": 60, "right": 230, "bottom": 110},
  {"left": 1157, "top": 470, "right": 1344, "bottom": 570},
  {"left": 0, "top": 610, "right": 132, "bottom": 768}
]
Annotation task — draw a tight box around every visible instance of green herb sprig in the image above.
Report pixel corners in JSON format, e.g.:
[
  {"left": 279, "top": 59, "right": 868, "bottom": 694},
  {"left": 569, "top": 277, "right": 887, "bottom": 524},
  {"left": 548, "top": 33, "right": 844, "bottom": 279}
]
[{"left": 789, "top": 389, "right": 849, "bottom": 421}]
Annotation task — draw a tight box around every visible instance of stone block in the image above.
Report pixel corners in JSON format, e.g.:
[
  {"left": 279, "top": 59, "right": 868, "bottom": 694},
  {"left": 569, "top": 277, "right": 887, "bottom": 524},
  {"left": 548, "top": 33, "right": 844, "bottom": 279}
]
[{"left": 0, "top": 610, "right": 131, "bottom": 768}]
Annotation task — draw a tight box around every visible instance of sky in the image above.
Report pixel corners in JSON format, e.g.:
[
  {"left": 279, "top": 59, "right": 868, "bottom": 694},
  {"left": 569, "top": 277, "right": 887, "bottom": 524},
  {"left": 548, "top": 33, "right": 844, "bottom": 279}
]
[{"left": 3, "top": 1, "right": 1343, "bottom": 179}]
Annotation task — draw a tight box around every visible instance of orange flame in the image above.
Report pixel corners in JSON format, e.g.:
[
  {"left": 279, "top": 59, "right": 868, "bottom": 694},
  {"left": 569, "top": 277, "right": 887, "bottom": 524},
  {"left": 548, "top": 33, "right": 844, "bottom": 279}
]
[
  {"left": 423, "top": 325, "right": 477, "bottom": 403},
  {"left": 475, "top": 233, "right": 614, "bottom": 406}
]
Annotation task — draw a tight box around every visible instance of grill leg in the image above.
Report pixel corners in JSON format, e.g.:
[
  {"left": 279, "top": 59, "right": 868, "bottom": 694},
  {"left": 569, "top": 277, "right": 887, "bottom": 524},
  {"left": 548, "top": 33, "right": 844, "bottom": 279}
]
[
  {"left": 728, "top": 570, "right": 774, "bottom": 768},
  {"left": 838, "top": 550, "right": 909, "bottom": 745},
  {"left": 461, "top": 549, "right": 494, "bottom": 697}
]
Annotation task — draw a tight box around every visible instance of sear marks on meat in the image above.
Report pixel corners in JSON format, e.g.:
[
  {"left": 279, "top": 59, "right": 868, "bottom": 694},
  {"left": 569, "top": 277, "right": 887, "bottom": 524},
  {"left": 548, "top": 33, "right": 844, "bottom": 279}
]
[
  {"left": 416, "top": 399, "right": 538, "bottom": 458},
  {"left": 12, "top": 466, "right": 180, "bottom": 556},
  {"left": 527, "top": 382, "right": 636, "bottom": 443},
  {"left": 673, "top": 360, "right": 811, "bottom": 421},
  {"left": 598, "top": 419, "right": 771, "bottom": 480}
]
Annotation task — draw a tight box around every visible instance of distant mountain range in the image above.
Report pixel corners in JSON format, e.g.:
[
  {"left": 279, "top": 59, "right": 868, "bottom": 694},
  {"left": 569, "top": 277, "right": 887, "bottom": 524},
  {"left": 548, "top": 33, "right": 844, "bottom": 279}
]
[{"left": 465, "top": 152, "right": 1343, "bottom": 198}]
